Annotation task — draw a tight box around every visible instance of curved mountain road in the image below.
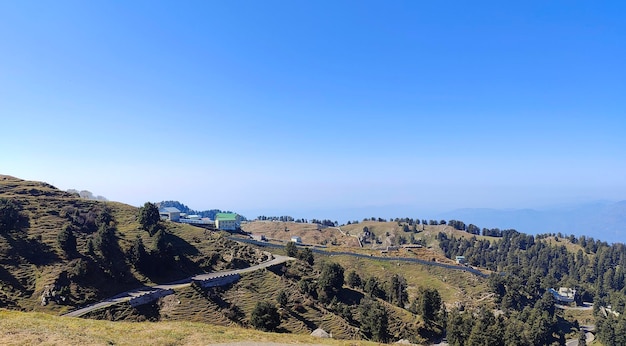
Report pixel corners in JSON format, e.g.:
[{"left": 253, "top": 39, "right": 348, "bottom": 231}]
[
  {"left": 64, "top": 255, "right": 294, "bottom": 318},
  {"left": 233, "top": 237, "right": 489, "bottom": 278},
  {"left": 65, "top": 233, "right": 490, "bottom": 319}
]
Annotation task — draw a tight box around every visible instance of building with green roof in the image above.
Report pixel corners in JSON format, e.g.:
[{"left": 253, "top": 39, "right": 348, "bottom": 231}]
[{"left": 215, "top": 213, "right": 239, "bottom": 231}]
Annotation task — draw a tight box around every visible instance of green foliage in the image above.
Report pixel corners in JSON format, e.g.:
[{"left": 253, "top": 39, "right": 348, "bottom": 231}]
[
  {"left": 330, "top": 300, "right": 353, "bottom": 322},
  {"left": 0, "top": 198, "right": 25, "bottom": 234},
  {"left": 284, "top": 241, "right": 314, "bottom": 265},
  {"left": 296, "top": 247, "right": 314, "bottom": 265},
  {"left": 95, "top": 208, "right": 114, "bottom": 228},
  {"left": 413, "top": 287, "right": 441, "bottom": 322},
  {"left": 446, "top": 308, "right": 472, "bottom": 346},
  {"left": 358, "top": 299, "right": 388, "bottom": 342},
  {"left": 527, "top": 310, "right": 556, "bottom": 346},
  {"left": 250, "top": 301, "right": 280, "bottom": 332},
  {"left": 285, "top": 241, "right": 298, "bottom": 257},
  {"left": 152, "top": 229, "right": 173, "bottom": 257},
  {"left": 67, "top": 258, "right": 89, "bottom": 280},
  {"left": 503, "top": 317, "right": 527, "bottom": 346},
  {"left": 346, "top": 270, "right": 362, "bottom": 289},
  {"left": 448, "top": 306, "right": 562, "bottom": 346},
  {"left": 127, "top": 235, "right": 147, "bottom": 268},
  {"left": 93, "top": 224, "right": 116, "bottom": 259},
  {"left": 597, "top": 314, "right": 626, "bottom": 346},
  {"left": 60, "top": 205, "right": 112, "bottom": 234},
  {"left": 385, "top": 274, "right": 408, "bottom": 307},
  {"left": 439, "top": 228, "right": 626, "bottom": 304},
  {"left": 466, "top": 308, "right": 504, "bottom": 346},
  {"left": 317, "top": 262, "right": 344, "bottom": 302},
  {"left": 298, "top": 278, "right": 316, "bottom": 297},
  {"left": 363, "top": 276, "right": 385, "bottom": 299},
  {"left": 534, "top": 291, "right": 556, "bottom": 317},
  {"left": 138, "top": 202, "right": 161, "bottom": 236},
  {"left": 57, "top": 225, "right": 77, "bottom": 256},
  {"left": 276, "top": 290, "right": 288, "bottom": 307}
]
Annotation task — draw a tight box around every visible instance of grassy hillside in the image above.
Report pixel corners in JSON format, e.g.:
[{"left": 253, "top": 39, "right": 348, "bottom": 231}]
[
  {"left": 340, "top": 221, "right": 498, "bottom": 248},
  {"left": 329, "top": 255, "right": 488, "bottom": 306},
  {"left": 0, "top": 175, "right": 493, "bottom": 343},
  {"left": 0, "top": 175, "right": 268, "bottom": 313},
  {"left": 0, "top": 309, "right": 380, "bottom": 346},
  {"left": 83, "top": 257, "right": 440, "bottom": 343},
  {"left": 540, "top": 235, "right": 589, "bottom": 255},
  {"left": 242, "top": 221, "right": 360, "bottom": 247},
  {"left": 243, "top": 220, "right": 492, "bottom": 306}
]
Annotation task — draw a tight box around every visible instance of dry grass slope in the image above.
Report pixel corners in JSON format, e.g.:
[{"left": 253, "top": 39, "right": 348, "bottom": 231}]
[
  {"left": 242, "top": 221, "right": 359, "bottom": 247},
  {"left": 0, "top": 175, "right": 271, "bottom": 313},
  {"left": 0, "top": 309, "right": 381, "bottom": 346},
  {"left": 0, "top": 175, "right": 494, "bottom": 344}
]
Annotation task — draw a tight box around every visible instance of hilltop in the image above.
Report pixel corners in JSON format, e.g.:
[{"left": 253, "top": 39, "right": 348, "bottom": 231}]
[
  {"left": 0, "top": 175, "right": 269, "bottom": 313},
  {"left": 242, "top": 220, "right": 493, "bottom": 304},
  {"left": 3, "top": 174, "right": 622, "bottom": 345},
  {"left": 0, "top": 175, "right": 506, "bottom": 343},
  {"left": 0, "top": 175, "right": 459, "bottom": 343}
]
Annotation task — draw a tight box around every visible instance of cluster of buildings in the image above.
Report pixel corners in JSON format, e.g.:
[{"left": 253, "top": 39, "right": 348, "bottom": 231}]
[
  {"left": 158, "top": 207, "right": 240, "bottom": 231},
  {"left": 548, "top": 287, "right": 576, "bottom": 303}
]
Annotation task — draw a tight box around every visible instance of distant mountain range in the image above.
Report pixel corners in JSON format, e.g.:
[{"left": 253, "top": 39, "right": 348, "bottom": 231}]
[{"left": 436, "top": 201, "right": 626, "bottom": 244}]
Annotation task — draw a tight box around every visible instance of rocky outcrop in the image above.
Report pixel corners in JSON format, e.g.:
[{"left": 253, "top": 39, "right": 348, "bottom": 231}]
[
  {"left": 311, "top": 328, "right": 330, "bottom": 338},
  {"left": 40, "top": 285, "right": 67, "bottom": 306}
]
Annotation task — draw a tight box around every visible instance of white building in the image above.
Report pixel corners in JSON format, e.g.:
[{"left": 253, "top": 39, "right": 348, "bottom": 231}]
[
  {"left": 159, "top": 207, "right": 181, "bottom": 221},
  {"left": 290, "top": 236, "right": 302, "bottom": 243},
  {"left": 549, "top": 287, "right": 576, "bottom": 303},
  {"left": 215, "top": 213, "right": 239, "bottom": 231},
  {"left": 251, "top": 234, "right": 266, "bottom": 241}
]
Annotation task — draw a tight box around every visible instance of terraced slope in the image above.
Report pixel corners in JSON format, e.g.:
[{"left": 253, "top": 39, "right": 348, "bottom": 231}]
[
  {"left": 1, "top": 175, "right": 490, "bottom": 344},
  {"left": 0, "top": 175, "right": 269, "bottom": 313}
]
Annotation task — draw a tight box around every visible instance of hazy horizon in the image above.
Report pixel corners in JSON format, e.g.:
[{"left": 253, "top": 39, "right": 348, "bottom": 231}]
[{"left": 3, "top": 2, "right": 625, "bottom": 222}]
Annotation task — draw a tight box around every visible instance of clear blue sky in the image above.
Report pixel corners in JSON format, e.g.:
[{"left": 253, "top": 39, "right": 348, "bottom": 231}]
[{"left": 2, "top": 1, "right": 625, "bottom": 220}]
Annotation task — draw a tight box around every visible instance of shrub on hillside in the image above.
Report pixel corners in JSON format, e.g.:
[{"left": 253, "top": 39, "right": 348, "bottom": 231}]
[
  {"left": 0, "top": 198, "right": 27, "bottom": 234},
  {"left": 317, "top": 262, "right": 344, "bottom": 303},
  {"left": 138, "top": 202, "right": 161, "bottom": 236},
  {"left": 358, "top": 299, "right": 388, "bottom": 342},
  {"left": 250, "top": 301, "right": 281, "bottom": 332},
  {"left": 57, "top": 225, "right": 77, "bottom": 257}
]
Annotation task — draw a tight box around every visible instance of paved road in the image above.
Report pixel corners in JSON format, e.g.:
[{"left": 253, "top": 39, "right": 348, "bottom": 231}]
[
  {"left": 566, "top": 331, "right": 594, "bottom": 346},
  {"left": 233, "top": 237, "right": 489, "bottom": 278},
  {"left": 556, "top": 302, "right": 593, "bottom": 311},
  {"left": 64, "top": 255, "right": 293, "bottom": 318}
]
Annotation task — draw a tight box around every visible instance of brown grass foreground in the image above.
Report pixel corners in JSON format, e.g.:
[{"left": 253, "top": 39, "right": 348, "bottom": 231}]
[{"left": 0, "top": 309, "right": 380, "bottom": 346}]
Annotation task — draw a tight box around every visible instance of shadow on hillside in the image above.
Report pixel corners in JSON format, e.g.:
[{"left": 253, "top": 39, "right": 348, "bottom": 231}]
[
  {"left": 337, "top": 287, "right": 365, "bottom": 305},
  {"left": 3, "top": 234, "right": 59, "bottom": 265},
  {"left": 274, "top": 326, "right": 290, "bottom": 333},
  {"left": 265, "top": 263, "right": 284, "bottom": 275},
  {"left": 67, "top": 233, "right": 145, "bottom": 302},
  {"left": 0, "top": 264, "right": 25, "bottom": 291},
  {"left": 168, "top": 232, "right": 201, "bottom": 256},
  {"left": 132, "top": 301, "right": 161, "bottom": 321},
  {"left": 139, "top": 233, "right": 204, "bottom": 284},
  {"left": 289, "top": 310, "right": 319, "bottom": 331}
]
